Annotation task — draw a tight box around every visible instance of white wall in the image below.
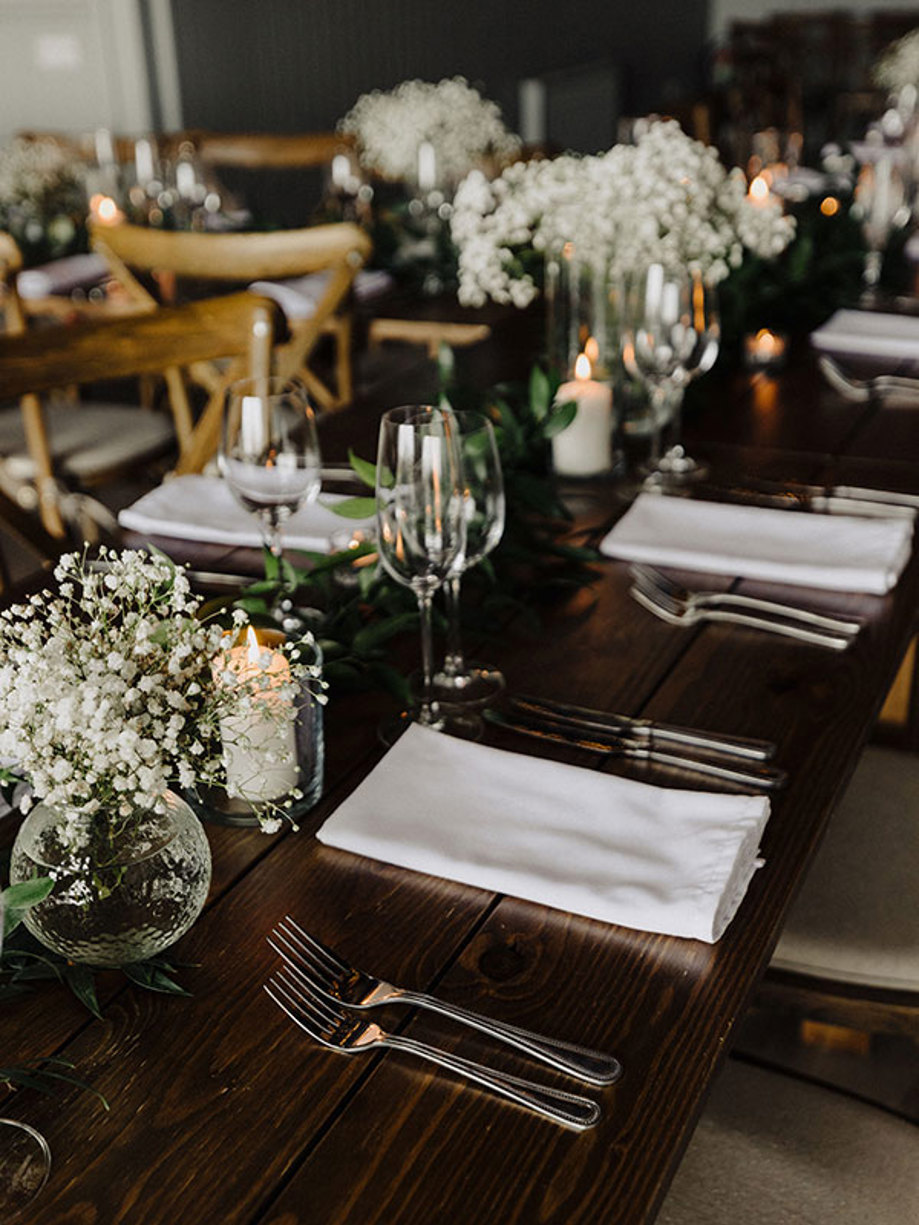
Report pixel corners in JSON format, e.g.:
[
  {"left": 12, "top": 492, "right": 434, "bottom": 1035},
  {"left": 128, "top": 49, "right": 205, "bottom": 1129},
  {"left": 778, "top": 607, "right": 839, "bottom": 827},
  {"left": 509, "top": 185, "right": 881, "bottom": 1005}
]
[
  {"left": 710, "top": 0, "right": 919, "bottom": 42},
  {"left": 0, "top": 0, "right": 165, "bottom": 142}
]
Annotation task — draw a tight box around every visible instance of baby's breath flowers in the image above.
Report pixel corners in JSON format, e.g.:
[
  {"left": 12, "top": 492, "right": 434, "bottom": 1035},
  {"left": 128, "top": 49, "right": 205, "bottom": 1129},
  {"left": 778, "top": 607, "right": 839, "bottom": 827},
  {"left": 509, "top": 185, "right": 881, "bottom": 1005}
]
[
  {"left": 0, "top": 137, "right": 87, "bottom": 264},
  {"left": 874, "top": 28, "right": 919, "bottom": 94},
  {"left": 339, "top": 76, "right": 521, "bottom": 186},
  {"left": 451, "top": 119, "right": 795, "bottom": 308},
  {"left": 0, "top": 547, "right": 320, "bottom": 836}
]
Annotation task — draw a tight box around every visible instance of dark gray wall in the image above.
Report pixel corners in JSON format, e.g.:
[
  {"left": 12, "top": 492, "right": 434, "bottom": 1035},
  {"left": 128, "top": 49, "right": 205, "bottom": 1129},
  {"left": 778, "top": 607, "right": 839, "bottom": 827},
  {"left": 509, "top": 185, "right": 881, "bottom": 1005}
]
[{"left": 168, "top": 0, "right": 708, "bottom": 137}]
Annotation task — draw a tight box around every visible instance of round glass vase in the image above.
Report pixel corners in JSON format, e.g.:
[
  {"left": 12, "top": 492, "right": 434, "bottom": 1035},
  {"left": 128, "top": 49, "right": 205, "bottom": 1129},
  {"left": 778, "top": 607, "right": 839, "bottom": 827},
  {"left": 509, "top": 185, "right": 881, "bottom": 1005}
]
[{"left": 9, "top": 790, "right": 211, "bottom": 968}]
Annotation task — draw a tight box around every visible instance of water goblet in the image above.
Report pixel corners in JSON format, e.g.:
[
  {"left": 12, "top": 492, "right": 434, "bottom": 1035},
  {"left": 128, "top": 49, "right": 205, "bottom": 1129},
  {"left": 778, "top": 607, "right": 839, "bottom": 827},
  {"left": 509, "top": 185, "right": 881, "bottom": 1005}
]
[
  {"left": 220, "top": 376, "right": 322, "bottom": 563},
  {"left": 432, "top": 411, "right": 506, "bottom": 707},
  {"left": 0, "top": 895, "right": 52, "bottom": 1219},
  {"left": 621, "top": 263, "right": 720, "bottom": 488},
  {"left": 375, "top": 405, "right": 467, "bottom": 742}
]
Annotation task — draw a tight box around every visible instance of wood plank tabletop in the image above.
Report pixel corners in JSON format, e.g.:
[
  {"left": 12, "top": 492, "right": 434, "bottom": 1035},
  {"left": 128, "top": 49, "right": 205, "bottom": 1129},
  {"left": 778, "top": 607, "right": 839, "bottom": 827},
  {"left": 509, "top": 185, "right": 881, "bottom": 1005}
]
[{"left": 2, "top": 343, "right": 918, "bottom": 1224}]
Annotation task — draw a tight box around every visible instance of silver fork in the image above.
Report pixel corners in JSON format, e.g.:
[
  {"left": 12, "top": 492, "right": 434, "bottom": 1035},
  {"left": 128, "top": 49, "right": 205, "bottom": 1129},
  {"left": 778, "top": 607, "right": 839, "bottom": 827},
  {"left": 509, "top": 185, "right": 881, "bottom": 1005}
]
[
  {"left": 818, "top": 354, "right": 919, "bottom": 405},
  {"left": 629, "top": 582, "right": 854, "bottom": 650},
  {"left": 264, "top": 967, "right": 602, "bottom": 1131},
  {"left": 630, "top": 564, "right": 862, "bottom": 637},
  {"left": 268, "top": 916, "right": 621, "bottom": 1086}
]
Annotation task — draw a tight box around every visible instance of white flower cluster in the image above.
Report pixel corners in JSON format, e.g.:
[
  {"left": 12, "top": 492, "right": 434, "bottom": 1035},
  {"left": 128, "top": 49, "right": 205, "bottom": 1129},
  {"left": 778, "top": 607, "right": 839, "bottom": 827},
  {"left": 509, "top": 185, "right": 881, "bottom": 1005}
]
[
  {"left": 339, "top": 76, "right": 521, "bottom": 184},
  {"left": 0, "top": 548, "right": 314, "bottom": 833},
  {"left": 0, "top": 137, "right": 85, "bottom": 213},
  {"left": 451, "top": 120, "right": 796, "bottom": 308},
  {"left": 874, "top": 29, "right": 919, "bottom": 93}
]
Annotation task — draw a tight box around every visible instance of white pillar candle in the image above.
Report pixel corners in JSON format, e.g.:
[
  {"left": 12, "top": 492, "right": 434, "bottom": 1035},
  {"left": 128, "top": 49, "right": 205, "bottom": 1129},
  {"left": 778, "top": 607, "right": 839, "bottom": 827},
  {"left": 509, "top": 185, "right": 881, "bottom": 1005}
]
[
  {"left": 417, "top": 140, "right": 437, "bottom": 193},
  {"left": 218, "top": 628, "right": 298, "bottom": 803},
  {"left": 551, "top": 352, "right": 614, "bottom": 477},
  {"left": 134, "top": 138, "right": 155, "bottom": 187},
  {"left": 519, "top": 79, "right": 547, "bottom": 145}
]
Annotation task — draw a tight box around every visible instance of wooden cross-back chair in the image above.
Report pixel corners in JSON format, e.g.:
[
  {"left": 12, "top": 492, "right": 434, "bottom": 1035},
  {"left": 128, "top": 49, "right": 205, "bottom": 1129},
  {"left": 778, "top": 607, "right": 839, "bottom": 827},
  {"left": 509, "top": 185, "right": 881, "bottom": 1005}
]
[
  {"left": 0, "top": 291, "right": 283, "bottom": 550},
  {"left": 180, "top": 129, "right": 355, "bottom": 171},
  {"left": 91, "top": 218, "right": 372, "bottom": 433}
]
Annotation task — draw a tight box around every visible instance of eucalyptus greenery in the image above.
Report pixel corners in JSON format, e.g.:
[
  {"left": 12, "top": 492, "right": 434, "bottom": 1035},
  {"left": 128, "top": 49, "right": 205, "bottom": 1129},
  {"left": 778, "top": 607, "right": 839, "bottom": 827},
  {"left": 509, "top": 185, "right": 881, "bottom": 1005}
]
[
  {"left": 0, "top": 878, "right": 109, "bottom": 1107},
  {"left": 219, "top": 361, "right": 601, "bottom": 702}
]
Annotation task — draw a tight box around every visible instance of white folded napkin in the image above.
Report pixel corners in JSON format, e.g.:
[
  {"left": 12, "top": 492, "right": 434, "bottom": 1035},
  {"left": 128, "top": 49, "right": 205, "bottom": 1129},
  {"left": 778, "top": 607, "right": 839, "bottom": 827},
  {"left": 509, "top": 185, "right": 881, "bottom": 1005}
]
[
  {"left": 17, "top": 253, "right": 109, "bottom": 300},
  {"left": 599, "top": 493, "right": 912, "bottom": 593},
  {"left": 316, "top": 724, "right": 770, "bottom": 943},
  {"left": 118, "top": 474, "right": 373, "bottom": 550},
  {"left": 810, "top": 309, "right": 919, "bottom": 363},
  {"left": 249, "top": 269, "right": 395, "bottom": 320}
]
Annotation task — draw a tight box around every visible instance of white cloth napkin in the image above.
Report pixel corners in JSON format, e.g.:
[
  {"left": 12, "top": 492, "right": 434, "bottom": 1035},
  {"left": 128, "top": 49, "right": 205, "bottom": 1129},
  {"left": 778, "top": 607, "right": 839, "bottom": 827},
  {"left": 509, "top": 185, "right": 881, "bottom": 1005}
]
[
  {"left": 810, "top": 309, "right": 919, "bottom": 362},
  {"left": 17, "top": 253, "right": 109, "bottom": 300},
  {"left": 599, "top": 493, "right": 912, "bottom": 593},
  {"left": 118, "top": 474, "right": 373, "bottom": 550},
  {"left": 316, "top": 723, "right": 770, "bottom": 943},
  {"left": 249, "top": 269, "right": 394, "bottom": 319}
]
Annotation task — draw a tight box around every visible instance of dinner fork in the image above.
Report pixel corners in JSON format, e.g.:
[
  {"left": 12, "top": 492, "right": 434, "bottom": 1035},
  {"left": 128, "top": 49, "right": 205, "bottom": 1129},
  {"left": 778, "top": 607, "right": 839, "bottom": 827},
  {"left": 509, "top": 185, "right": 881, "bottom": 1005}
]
[
  {"left": 264, "top": 968, "right": 602, "bottom": 1131},
  {"left": 268, "top": 916, "right": 621, "bottom": 1085},
  {"left": 818, "top": 354, "right": 919, "bottom": 405},
  {"left": 629, "top": 564, "right": 862, "bottom": 637},
  {"left": 629, "top": 582, "right": 853, "bottom": 650}
]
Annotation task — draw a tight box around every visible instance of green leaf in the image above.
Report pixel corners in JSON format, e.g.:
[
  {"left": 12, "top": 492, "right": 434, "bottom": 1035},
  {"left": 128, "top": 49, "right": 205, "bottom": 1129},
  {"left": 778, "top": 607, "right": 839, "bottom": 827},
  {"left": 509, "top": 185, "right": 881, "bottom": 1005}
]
[
  {"left": 64, "top": 964, "right": 103, "bottom": 1019},
  {"left": 2, "top": 877, "right": 53, "bottom": 938},
  {"left": 437, "top": 341, "right": 456, "bottom": 387},
  {"left": 543, "top": 399, "right": 577, "bottom": 438},
  {"left": 263, "top": 549, "right": 281, "bottom": 583},
  {"left": 366, "top": 662, "right": 412, "bottom": 706},
  {"left": 348, "top": 449, "right": 378, "bottom": 489},
  {"left": 324, "top": 496, "right": 377, "bottom": 519},
  {"left": 123, "top": 962, "right": 191, "bottom": 997},
  {"left": 352, "top": 611, "right": 418, "bottom": 655},
  {"left": 528, "top": 365, "right": 552, "bottom": 421}
]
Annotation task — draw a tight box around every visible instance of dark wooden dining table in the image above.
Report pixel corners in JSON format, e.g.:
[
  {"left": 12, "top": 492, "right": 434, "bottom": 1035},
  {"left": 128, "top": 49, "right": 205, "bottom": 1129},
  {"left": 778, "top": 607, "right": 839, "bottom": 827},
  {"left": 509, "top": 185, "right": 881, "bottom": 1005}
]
[{"left": 2, "top": 331, "right": 917, "bottom": 1225}]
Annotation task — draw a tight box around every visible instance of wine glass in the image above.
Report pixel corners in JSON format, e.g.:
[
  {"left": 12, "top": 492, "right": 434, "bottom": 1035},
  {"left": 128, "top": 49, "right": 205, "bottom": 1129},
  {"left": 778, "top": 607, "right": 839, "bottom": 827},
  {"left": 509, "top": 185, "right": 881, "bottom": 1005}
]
[
  {"left": 621, "top": 263, "right": 720, "bottom": 487},
  {"left": 432, "top": 411, "right": 506, "bottom": 706},
  {"left": 220, "top": 377, "right": 322, "bottom": 561},
  {"left": 0, "top": 894, "right": 52, "bottom": 1219},
  {"left": 375, "top": 406, "right": 467, "bottom": 741},
  {"left": 855, "top": 154, "right": 909, "bottom": 302}
]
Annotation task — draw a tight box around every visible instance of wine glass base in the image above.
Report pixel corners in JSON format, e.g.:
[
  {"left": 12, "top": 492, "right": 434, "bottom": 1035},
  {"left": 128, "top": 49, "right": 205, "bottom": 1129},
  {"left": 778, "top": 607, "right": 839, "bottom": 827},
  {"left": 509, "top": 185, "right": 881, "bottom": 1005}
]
[
  {"left": 411, "top": 664, "right": 506, "bottom": 709},
  {"left": 0, "top": 1119, "right": 51, "bottom": 1219},
  {"left": 641, "top": 446, "right": 708, "bottom": 490},
  {"left": 377, "top": 707, "right": 484, "bottom": 748}
]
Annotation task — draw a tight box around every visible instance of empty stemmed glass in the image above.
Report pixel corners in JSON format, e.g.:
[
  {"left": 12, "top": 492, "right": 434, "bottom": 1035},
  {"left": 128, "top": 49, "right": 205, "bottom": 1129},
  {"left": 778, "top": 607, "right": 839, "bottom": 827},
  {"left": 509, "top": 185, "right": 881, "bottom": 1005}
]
[
  {"left": 855, "top": 155, "right": 910, "bottom": 302},
  {"left": 375, "top": 405, "right": 467, "bottom": 742},
  {"left": 220, "top": 377, "right": 322, "bottom": 562},
  {"left": 432, "top": 411, "right": 506, "bottom": 707},
  {"left": 622, "top": 263, "right": 720, "bottom": 487}
]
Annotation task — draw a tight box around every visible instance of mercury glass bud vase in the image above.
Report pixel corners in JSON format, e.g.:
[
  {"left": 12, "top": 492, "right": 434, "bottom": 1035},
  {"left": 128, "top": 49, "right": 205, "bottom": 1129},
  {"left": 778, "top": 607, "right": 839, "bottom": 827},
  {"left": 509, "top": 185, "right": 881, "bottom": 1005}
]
[{"left": 10, "top": 790, "right": 211, "bottom": 968}]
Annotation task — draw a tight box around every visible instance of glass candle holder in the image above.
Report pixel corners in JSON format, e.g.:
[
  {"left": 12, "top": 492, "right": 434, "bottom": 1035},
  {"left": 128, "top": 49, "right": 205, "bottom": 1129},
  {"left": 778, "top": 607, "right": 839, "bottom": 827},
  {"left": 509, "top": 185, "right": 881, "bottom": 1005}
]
[{"left": 190, "top": 627, "right": 324, "bottom": 828}]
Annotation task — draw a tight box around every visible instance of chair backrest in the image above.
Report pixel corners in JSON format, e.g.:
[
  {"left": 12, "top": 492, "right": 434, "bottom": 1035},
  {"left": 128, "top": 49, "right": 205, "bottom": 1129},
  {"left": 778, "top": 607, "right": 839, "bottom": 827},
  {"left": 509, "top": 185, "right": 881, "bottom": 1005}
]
[
  {"left": 91, "top": 219, "right": 372, "bottom": 433},
  {"left": 181, "top": 130, "right": 355, "bottom": 172},
  {"left": 91, "top": 220, "right": 371, "bottom": 290},
  {"left": 0, "top": 232, "right": 27, "bottom": 334},
  {"left": 0, "top": 293, "right": 283, "bottom": 402},
  {"left": 0, "top": 292, "right": 284, "bottom": 540}
]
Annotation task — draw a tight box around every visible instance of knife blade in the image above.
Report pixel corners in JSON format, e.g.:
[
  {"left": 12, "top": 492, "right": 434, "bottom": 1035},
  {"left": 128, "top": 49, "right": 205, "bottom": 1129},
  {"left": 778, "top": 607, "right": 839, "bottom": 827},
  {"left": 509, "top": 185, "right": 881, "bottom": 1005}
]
[
  {"left": 509, "top": 695, "right": 776, "bottom": 761},
  {"left": 487, "top": 710, "right": 786, "bottom": 791},
  {"left": 686, "top": 481, "right": 917, "bottom": 519}
]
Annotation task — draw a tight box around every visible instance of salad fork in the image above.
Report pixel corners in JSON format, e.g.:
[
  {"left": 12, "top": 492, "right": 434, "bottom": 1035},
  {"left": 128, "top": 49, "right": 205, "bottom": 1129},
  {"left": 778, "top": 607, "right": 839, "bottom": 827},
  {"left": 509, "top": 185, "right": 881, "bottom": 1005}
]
[
  {"left": 264, "top": 968, "right": 602, "bottom": 1131},
  {"left": 629, "top": 580, "right": 854, "bottom": 650},
  {"left": 818, "top": 354, "right": 919, "bottom": 405},
  {"left": 268, "top": 916, "right": 621, "bottom": 1085},
  {"left": 629, "top": 564, "right": 862, "bottom": 637}
]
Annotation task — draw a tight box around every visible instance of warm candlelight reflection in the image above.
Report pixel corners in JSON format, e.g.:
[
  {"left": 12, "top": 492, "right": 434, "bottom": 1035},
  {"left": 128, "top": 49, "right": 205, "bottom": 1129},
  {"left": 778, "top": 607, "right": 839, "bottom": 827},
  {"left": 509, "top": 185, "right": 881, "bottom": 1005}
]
[{"left": 89, "top": 193, "right": 123, "bottom": 225}]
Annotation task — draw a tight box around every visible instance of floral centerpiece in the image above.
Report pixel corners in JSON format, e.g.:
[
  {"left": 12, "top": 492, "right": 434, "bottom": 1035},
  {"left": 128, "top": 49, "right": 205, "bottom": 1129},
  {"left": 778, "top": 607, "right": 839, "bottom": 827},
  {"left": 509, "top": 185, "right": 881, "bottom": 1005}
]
[
  {"left": 451, "top": 119, "right": 795, "bottom": 309},
  {"left": 339, "top": 75, "right": 521, "bottom": 186},
  {"left": 0, "top": 547, "right": 321, "bottom": 966},
  {"left": 0, "top": 137, "right": 88, "bottom": 267},
  {"left": 337, "top": 76, "right": 522, "bottom": 296},
  {"left": 873, "top": 28, "right": 919, "bottom": 95}
]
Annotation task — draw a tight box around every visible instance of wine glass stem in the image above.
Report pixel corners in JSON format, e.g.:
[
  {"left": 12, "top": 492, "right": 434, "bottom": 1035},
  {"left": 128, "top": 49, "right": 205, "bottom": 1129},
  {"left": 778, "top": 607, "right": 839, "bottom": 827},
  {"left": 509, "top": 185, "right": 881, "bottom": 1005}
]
[
  {"left": 667, "top": 384, "right": 686, "bottom": 453},
  {"left": 442, "top": 573, "right": 465, "bottom": 678},
  {"left": 649, "top": 385, "right": 667, "bottom": 466},
  {"left": 263, "top": 519, "right": 284, "bottom": 560},
  {"left": 416, "top": 589, "right": 439, "bottom": 725}
]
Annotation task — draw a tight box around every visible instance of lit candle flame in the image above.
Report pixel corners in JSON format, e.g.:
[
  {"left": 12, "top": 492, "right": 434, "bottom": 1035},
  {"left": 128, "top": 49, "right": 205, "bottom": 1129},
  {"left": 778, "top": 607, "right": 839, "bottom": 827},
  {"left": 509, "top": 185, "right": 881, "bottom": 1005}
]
[
  {"left": 748, "top": 175, "right": 770, "bottom": 204},
  {"left": 574, "top": 352, "right": 592, "bottom": 380}
]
